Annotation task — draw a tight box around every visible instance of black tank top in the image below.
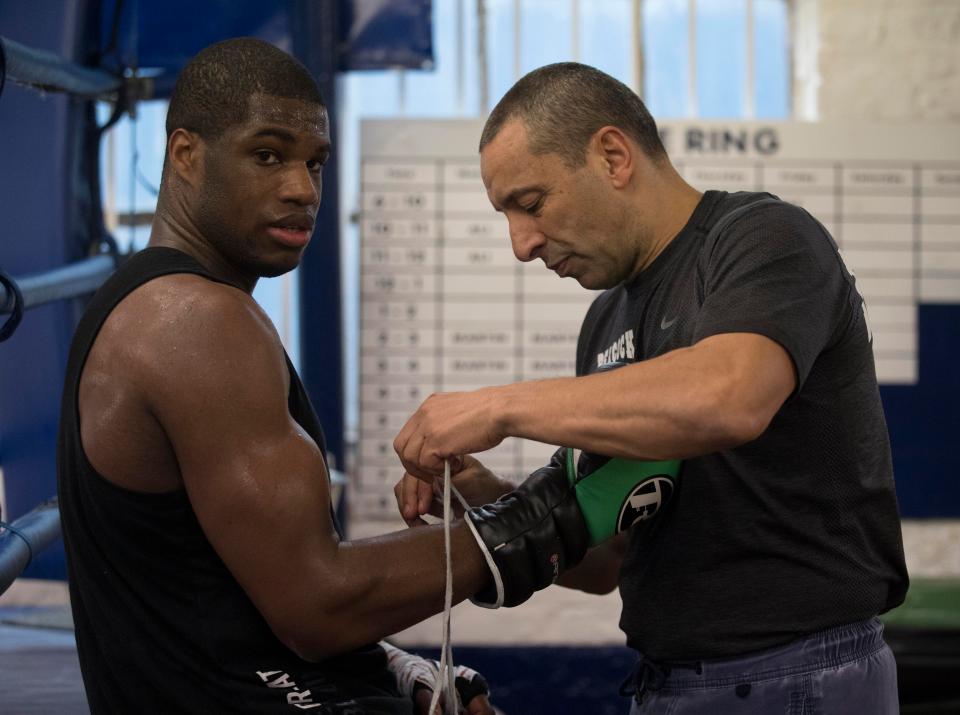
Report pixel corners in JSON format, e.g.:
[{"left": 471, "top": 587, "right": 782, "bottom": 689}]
[{"left": 57, "top": 247, "right": 409, "bottom": 714}]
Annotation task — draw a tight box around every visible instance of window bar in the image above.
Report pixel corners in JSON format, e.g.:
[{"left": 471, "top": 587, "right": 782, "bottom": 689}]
[
  {"left": 791, "top": 0, "right": 819, "bottom": 120},
  {"left": 397, "top": 68, "right": 407, "bottom": 115},
  {"left": 632, "top": 0, "right": 644, "bottom": 97},
  {"left": 571, "top": 0, "right": 581, "bottom": 62},
  {"left": 745, "top": 0, "right": 756, "bottom": 118},
  {"left": 105, "top": 124, "right": 118, "bottom": 234},
  {"left": 514, "top": 0, "right": 522, "bottom": 80},
  {"left": 478, "top": 0, "right": 490, "bottom": 112},
  {"left": 456, "top": 0, "right": 466, "bottom": 114},
  {"left": 688, "top": 0, "right": 698, "bottom": 117}
]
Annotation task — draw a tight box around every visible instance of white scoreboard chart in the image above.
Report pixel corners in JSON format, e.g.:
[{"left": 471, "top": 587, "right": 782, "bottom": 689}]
[{"left": 355, "top": 120, "right": 960, "bottom": 520}]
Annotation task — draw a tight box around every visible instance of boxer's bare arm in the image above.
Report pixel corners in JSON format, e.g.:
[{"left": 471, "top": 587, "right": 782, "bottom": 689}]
[
  {"left": 113, "top": 276, "right": 487, "bottom": 661},
  {"left": 554, "top": 533, "right": 627, "bottom": 594}
]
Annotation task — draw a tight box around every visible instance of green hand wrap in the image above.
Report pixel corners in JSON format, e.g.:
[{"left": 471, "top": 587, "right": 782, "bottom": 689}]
[{"left": 566, "top": 448, "right": 681, "bottom": 547}]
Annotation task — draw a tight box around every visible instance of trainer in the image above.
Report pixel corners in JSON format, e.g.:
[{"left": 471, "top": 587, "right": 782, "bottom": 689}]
[{"left": 394, "top": 63, "right": 909, "bottom": 714}]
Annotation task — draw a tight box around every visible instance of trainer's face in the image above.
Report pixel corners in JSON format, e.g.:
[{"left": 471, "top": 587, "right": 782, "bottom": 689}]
[
  {"left": 196, "top": 93, "right": 330, "bottom": 284},
  {"left": 480, "top": 119, "right": 634, "bottom": 290}
]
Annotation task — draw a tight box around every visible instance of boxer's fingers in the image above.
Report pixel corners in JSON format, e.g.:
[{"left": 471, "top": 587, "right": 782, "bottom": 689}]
[
  {"left": 465, "top": 694, "right": 496, "bottom": 715},
  {"left": 394, "top": 472, "right": 434, "bottom": 526},
  {"left": 413, "top": 687, "right": 440, "bottom": 714}
]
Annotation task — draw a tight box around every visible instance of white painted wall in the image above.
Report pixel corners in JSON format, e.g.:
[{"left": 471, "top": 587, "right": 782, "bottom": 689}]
[
  {"left": 817, "top": 0, "right": 960, "bottom": 122},
  {"left": 814, "top": 0, "right": 960, "bottom": 579}
]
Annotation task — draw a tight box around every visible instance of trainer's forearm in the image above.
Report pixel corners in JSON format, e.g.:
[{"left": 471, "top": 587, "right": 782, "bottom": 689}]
[{"left": 495, "top": 340, "right": 772, "bottom": 460}]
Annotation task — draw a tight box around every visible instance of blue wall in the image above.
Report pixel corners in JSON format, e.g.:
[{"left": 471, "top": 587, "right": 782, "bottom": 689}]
[
  {"left": 0, "top": 0, "right": 98, "bottom": 579},
  {"left": 883, "top": 305, "right": 960, "bottom": 518}
]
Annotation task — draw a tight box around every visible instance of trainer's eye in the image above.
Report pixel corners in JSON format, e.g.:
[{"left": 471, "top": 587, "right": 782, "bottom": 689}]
[{"left": 522, "top": 197, "right": 544, "bottom": 215}]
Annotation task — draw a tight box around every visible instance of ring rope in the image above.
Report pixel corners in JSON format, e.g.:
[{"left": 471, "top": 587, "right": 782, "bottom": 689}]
[
  {"left": 0, "top": 267, "right": 24, "bottom": 342},
  {"left": 0, "top": 520, "right": 35, "bottom": 570}
]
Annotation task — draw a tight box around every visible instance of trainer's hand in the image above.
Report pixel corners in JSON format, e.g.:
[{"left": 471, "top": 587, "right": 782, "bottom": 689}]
[
  {"left": 394, "top": 389, "right": 507, "bottom": 479},
  {"left": 394, "top": 456, "right": 514, "bottom": 527}
]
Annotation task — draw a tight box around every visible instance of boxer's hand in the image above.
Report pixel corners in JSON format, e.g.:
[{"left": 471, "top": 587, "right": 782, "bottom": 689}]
[
  {"left": 393, "top": 389, "right": 507, "bottom": 480},
  {"left": 413, "top": 672, "right": 495, "bottom": 715},
  {"left": 381, "top": 641, "right": 494, "bottom": 715},
  {"left": 394, "top": 456, "right": 513, "bottom": 527},
  {"left": 466, "top": 456, "right": 590, "bottom": 608},
  {"left": 414, "top": 689, "right": 495, "bottom": 715}
]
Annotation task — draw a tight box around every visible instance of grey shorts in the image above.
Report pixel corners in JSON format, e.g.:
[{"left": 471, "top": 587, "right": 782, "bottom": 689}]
[{"left": 625, "top": 618, "right": 898, "bottom": 715}]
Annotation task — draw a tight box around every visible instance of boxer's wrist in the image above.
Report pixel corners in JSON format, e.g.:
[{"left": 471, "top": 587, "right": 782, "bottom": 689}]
[{"left": 466, "top": 461, "right": 589, "bottom": 608}]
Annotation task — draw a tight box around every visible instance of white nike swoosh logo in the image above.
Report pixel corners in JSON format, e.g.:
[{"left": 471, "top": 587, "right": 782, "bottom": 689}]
[{"left": 660, "top": 316, "right": 678, "bottom": 330}]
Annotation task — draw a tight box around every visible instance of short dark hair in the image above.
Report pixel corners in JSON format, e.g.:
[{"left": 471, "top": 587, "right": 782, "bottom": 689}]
[
  {"left": 166, "top": 37, "right": 324, "bottom": 141},
  {"left": 480, "top": 62, "right": 666, "bottom": 167}
]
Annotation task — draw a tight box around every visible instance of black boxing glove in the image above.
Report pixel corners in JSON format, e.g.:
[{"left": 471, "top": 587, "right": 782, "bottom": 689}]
[{"left": 464, "top": 450, "right": 589, "bottom": 608}]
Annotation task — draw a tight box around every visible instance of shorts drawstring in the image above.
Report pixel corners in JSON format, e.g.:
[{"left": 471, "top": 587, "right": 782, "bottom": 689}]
[{"left": 619, "top": 656, "right": 703, "bottom": 705}]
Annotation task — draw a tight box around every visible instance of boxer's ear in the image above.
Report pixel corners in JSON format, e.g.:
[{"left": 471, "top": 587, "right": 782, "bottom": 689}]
[{"left": 167, "top": 128, "right": 204, "bottom": 188}]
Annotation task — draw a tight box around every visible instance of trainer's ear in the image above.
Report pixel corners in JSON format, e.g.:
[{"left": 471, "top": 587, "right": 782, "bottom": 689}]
[
  {"left": 167, "top": 128, "right": 204, "bottom": 188},
  {"left": 593, "top": 126, "right": 634, "bottom": 189}
]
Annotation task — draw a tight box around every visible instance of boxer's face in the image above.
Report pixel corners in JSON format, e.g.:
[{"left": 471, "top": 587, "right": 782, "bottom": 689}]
[
  {"left": 194, "top": 93, "right": 330, "bottom": 282},
  {"left": 480, "top": 119, "right": 636, "bottom": 290}
]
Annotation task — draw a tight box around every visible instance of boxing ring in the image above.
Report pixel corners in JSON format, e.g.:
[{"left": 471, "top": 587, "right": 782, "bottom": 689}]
[{"left": 0, "top": 32, "right": 127, "bottom": 595}]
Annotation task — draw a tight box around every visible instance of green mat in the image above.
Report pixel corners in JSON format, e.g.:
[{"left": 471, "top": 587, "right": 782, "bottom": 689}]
[{"left": 882, "top": 578, "right": 960, "bottom": 630}]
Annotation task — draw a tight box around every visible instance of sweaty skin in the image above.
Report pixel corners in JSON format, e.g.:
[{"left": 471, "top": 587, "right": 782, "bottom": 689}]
[{"left": 79, "top": 94, "right": 492, "bottom": 689}]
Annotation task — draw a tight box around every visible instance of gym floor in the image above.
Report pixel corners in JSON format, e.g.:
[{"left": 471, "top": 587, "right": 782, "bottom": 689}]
[{"left": 0, "top": 605, "right": 87, "bottom": 713}]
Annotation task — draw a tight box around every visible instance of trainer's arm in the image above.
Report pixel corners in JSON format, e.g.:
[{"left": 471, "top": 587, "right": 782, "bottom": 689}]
[
  {"left": 395, "top": 332, "right": 795, "bottom": 477},
  {"left": 149, "top": 285, "right": 487, "bottom": 661}
]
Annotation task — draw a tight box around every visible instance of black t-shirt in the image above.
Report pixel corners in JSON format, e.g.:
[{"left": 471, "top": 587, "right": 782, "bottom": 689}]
[
  {"left": 576, "top": 191, "right": 909, "bottom": 661},
  {"left": 57, "top": 248, "right": 410, "bottom": 714}
]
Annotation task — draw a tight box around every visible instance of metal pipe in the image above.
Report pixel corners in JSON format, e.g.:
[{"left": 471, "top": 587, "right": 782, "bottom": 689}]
[
  {"left": 0, "top": 498, "right": 61, "bottom": 596},
  {"left": 0, "top": 35, "right": 121, "bottom": 99},
  {"left": 0, "top": 254, "right": 116, "bottom": 314}
]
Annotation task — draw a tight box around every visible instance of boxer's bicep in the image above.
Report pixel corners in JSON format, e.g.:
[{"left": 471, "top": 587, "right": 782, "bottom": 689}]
[{"left": 146, "top": 286, "right": 339, "bottom": 650}]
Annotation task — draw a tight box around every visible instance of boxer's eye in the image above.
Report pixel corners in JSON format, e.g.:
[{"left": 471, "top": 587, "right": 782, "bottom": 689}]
[
  {"left": 254, "top": 150, "right": 280, "bottom": 165},
  {"left": 307, "top": 152, "right": 329, "bottom": 173}
]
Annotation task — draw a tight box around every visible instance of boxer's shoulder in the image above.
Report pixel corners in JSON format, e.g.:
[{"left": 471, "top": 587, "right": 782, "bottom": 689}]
[
  {"left": 98, "top": 272, "right": 279, "bottom": 371},
  {"left": 80, "top": 269, "right": 288, "bottom": 487}
]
